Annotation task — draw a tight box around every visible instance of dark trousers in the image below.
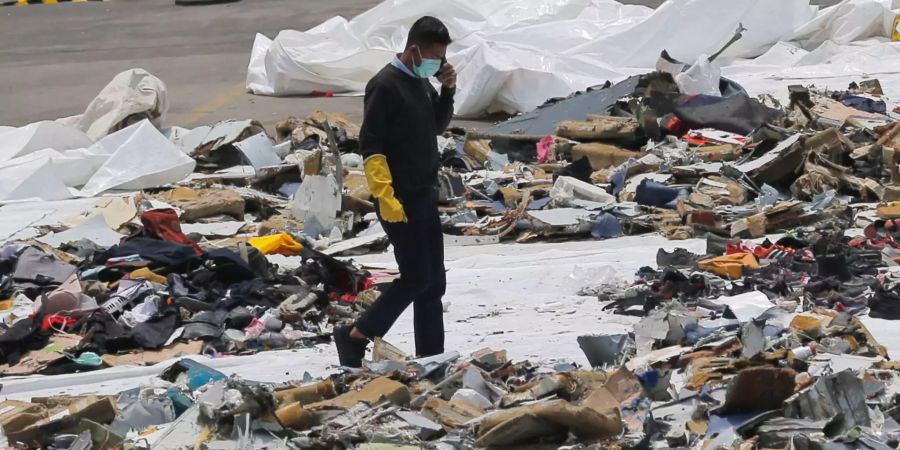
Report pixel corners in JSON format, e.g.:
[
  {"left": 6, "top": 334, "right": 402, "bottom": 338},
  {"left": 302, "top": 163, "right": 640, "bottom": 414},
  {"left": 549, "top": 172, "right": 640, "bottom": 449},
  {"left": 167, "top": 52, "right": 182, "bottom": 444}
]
[{"left": 355, "top": 188, "right": 446, "bottom": 356}]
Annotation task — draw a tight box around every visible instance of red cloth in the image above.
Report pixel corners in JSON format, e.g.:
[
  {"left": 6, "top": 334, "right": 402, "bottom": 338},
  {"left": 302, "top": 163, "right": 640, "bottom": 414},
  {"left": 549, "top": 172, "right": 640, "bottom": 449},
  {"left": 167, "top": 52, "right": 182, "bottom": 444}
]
[
  {"left": 42, "top": 315, "right": 77, "bottom": 332},
  {"left": 663, "top": 115, "right": 688, "bottom": 136},
  {"left": 140, "top": 209, "right": 202, "bottom": 255}
]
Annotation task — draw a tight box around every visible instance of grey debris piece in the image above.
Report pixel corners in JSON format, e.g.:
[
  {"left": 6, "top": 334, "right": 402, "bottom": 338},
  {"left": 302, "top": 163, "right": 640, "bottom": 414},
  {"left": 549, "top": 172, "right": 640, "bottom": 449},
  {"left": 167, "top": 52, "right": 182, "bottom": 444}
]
[
  {"left": 784, "top": 370, "right": 870, "bottom": 434},
  {"left": 577, "top": 333, "right": 634, "bottom": 368}
]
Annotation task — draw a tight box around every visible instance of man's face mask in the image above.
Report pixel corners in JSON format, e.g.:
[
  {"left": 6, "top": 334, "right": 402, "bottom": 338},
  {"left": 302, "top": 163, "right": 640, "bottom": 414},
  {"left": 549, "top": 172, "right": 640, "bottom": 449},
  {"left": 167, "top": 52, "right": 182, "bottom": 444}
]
[{"left": 414, "top": 47, "right": 442, "bottom": 79}]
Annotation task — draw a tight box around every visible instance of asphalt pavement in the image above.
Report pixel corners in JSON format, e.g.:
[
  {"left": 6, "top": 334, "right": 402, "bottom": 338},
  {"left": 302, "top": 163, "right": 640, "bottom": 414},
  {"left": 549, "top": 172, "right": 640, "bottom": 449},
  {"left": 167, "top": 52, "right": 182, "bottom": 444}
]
[
  {"left": 0, "top": 0, "right": 380, "bottom": 129},
  {"left": 0, "top": 0, "right": 841, "bottom": 130}
]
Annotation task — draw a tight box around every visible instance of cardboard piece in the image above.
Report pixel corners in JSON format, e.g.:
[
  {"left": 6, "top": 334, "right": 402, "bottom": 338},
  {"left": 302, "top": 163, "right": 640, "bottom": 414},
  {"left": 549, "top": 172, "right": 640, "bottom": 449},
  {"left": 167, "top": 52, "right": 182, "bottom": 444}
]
[
  {"left": 0, "top": 334, "right": 83, "bottom": 376},
  {"left": 556, "top": 117, "right": 638, "bottom": 140},
  {"left": 8, "top": 395, "right": 118, "bottom": 444},
  {"left": 306, "top": 377, "right": 410, "bottom": 411},
  {"left": 164, "top": 187, "right": 246, "bottom": 222},
  {"left": 372, "top": 337, "right": 408, "bottom": 363},
  {"left": 422, "top": 397, "right": 485, "bottom": 428},
  {"left": 571, "top": 143, "right": 643, "bottom": 171},
  {"left": 100, "top": 341, "right": 203, "bottom": 367},
  {"left": 475, "top": 399, "right": 622, "bottom": 447},
  {"left": 723, "top": 366, "right": 797, "bottom": 412},
  {"left": 273, "top": 380, "right": 337, "bottom": 406},
  {"left": 0, "top": 400, "right": 49, "bottom": 435}
]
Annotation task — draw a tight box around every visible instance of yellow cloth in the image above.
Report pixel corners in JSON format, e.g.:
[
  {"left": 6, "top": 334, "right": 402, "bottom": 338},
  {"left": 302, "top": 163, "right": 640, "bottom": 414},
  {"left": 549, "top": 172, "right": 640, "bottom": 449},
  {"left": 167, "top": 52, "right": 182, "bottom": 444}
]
[
  {"left": 129, "top": 268, "right": 168, "bottom": 285},
  {"left": 249, "top": 233, "right": 303, "bottom": 256},
  {"left": 697, "top": 252, "right": 759, "bottom": 279},
  {"left": 877, "top": 201, "right": 900, "bottom": 219},
  {"left": 364, "top": 154, "right": 406, "bottom": 223}
]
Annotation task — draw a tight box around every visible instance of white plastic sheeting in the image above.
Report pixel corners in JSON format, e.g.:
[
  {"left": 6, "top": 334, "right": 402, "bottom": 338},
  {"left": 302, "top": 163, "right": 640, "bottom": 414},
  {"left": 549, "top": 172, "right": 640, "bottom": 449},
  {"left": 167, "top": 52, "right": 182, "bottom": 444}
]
[
  {"left": 247, "top": 0, "right": 653, "bottom": 116},
  {"left": 0, "top": 120, "right": 195, "bottom": 203},
  {"left": 0, "top": 121, "right": 93, "bottom": 163},
  {"left": 792, "top": 0, "right": 898, "bottom": 47},
  {"left": 76, "top": 68, "right": 169, "bottom": 141},
  {"left": 0, "top": 196, "right": 135, "bottom": 245},
  {"left": 79, "top": 120, "right": 195, "bottom": 197},
  {"left": 674, "top": 55, "right": 722, "bottom": 96},
  {"left": 0, "top": 156, "right": 73, "bottom": 203},
  {"left": 37, "top": 214, "right": 124, "bottom": 248},
  {"left": 247, "top": 0, "right": 900, "bottom": 117}
]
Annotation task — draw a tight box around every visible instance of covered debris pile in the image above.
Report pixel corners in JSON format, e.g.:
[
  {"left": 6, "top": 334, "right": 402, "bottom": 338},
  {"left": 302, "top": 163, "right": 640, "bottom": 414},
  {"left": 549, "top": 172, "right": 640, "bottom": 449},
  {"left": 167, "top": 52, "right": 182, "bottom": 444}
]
[{"left": 248, "top": 0, "right": 900, "bottom": 118}]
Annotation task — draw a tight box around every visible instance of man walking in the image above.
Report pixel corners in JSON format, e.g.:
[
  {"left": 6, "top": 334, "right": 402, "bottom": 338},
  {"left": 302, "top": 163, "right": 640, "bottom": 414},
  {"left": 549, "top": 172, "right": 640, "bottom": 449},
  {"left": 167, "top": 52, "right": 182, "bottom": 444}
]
[{"left": 333, "top": 16, "right": 456, "bottom": 367}]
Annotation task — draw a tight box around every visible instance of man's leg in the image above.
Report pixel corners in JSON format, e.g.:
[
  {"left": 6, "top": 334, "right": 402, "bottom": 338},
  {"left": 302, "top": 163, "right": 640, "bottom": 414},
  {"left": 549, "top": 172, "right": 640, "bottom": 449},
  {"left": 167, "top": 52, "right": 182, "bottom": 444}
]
[
  {"left": 413, "top": 198, "right": 446, "bottom": 357},
  {"left": 354, "top": 194, "right": 433, "bottom": 340}
]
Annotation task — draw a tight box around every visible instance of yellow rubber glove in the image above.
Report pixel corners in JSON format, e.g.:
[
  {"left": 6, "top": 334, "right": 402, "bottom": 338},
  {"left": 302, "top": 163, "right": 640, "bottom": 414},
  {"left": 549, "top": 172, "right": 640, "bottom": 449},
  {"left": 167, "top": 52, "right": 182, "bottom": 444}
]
[{"left": 364, "top": 154, "right": 407, "bottom": 223}]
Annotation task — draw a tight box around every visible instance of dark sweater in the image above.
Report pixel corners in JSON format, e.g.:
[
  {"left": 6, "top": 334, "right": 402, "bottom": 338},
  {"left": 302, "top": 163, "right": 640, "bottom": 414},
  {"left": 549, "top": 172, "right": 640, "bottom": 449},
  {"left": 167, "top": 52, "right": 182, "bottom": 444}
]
[{"left": 359, "top": 63, "right": 455, "bottom": 196}]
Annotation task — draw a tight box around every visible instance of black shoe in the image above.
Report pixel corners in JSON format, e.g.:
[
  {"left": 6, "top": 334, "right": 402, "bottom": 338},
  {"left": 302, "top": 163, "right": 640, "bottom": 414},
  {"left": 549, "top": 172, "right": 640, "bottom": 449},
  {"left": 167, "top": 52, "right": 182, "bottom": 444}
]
[
  {"left": 333, "top": 324, "right": 367, "bottom": 368},
  {"left": 174, "top": 296, "right": 215, "bottom": 313},
  {"left": 791, "top": 259, "right": 817, "bottom": 275},
  {"left": 706, "top": 234, "right": 736, "bottom": 257},
  {"left": 656, "top": 248, "right": 701, "bottom": 269},
  {"left": 869, "top": 283, "right": 900, "bottom": 319},
  {"left": 818, "top": 253, "right": 852, "bottom": 282},
  {"left": 775, "top": 235, "right": 809, "bottom": 250}
]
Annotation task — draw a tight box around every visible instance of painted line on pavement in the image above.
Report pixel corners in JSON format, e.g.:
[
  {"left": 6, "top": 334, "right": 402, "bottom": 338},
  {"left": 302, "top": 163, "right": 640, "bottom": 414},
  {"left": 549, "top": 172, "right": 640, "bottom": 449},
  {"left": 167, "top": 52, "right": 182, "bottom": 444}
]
[{"left": 1, "top": 0, "right": 109, "bottom": 6}]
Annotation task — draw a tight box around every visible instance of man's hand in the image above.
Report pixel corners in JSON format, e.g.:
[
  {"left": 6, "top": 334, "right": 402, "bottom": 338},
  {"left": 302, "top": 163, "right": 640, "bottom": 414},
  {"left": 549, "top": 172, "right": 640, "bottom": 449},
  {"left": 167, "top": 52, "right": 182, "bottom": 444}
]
[{"left": 437, "top": 62, "right": 457, "bottom": 89}]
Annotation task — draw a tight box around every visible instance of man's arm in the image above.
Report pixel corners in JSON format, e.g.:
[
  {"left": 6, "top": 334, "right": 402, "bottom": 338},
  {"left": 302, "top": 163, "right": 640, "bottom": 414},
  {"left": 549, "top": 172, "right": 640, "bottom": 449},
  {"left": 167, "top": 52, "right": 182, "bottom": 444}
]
[
  {"left": 433, "top": 86, "right": 455, "bottom": 132},
  {"left": 359, "top": 79, "right": 406, "bottom": 223},
  {"left": 359, "top": 80, "right": 393, "bottom": 159},
  {"left": 433, "top": 62, "right": 457, "bottom": 132}
]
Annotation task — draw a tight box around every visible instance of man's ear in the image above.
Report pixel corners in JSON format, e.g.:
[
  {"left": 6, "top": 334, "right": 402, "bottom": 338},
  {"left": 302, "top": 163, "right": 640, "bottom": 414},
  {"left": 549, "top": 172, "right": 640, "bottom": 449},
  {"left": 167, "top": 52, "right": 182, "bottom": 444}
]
[{"left": 408, "top": 44, "right": 421, "bottom": 65}]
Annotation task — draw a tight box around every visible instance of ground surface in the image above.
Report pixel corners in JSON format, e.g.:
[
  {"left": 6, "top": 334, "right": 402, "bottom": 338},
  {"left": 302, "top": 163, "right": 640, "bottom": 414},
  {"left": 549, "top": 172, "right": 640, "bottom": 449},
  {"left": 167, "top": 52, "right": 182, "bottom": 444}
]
[{"left": 0, "top": 0, "right": 841, "bottom": 131}]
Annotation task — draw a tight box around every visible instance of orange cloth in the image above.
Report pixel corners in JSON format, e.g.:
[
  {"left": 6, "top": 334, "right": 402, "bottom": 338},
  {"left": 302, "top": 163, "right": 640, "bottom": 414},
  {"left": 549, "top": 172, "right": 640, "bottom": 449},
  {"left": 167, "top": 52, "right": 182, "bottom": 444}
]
[{"left": 698, "top": 252, "right": 759, "bottom": 279}]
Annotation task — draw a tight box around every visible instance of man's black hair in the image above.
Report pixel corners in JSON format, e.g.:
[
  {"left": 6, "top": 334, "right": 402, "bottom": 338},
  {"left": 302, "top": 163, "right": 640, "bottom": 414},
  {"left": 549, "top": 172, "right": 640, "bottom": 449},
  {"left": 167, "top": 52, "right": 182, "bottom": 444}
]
[{"left": 406, "top": 16, "right": 451, "bottom": 48}]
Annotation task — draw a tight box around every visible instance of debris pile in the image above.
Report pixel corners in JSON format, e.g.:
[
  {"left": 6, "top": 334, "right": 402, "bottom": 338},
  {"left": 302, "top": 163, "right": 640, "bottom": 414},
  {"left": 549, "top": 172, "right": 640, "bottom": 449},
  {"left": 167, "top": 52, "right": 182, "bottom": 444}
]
[
  {"left": 0, "top": 69, "right": 395, "bottom": 378},
  {"left": 3, "top": 314, "right": 899, "bottom": 449},
  {"left": 432, "top": 71, "right": 900, "bottom": 248},
  {"left": 4, "top": 0, "right": 900, "bottom": 447},
  {"left": 572, "top": 229, "right": 900, "bottom": 448}
]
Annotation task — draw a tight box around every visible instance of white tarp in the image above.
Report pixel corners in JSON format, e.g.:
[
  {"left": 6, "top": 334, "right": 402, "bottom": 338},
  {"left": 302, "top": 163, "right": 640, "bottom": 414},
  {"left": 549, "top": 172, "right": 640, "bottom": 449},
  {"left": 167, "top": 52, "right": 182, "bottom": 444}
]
[
  {"left": 0, "top": 120, "right": 195, "bottom": 203},
  {"left": 0, "top": 156, "right": 73, "bottom": 203},
  {"left": 0, "top": 121, "right": 93, "bottom": 163},
  {"left": 0, "top": 196, "right": 133, "bottom": 245},
  {"left": 180, "top": 221, "right": 247, "bottom": 237},
  {"left": 79, "top": 120, "right": 196, "bottom": 197},
  {"left": 247, "top": 0, "right": 653, "bottom": 116},
  {"left": 37, "top": 214, "right": 124, "bottom": 248},
  {"left": 710, "top": 291, "right": 778, "bottom": 322},
  {"left": 76, "top": 68, "right": 169, "bottom": 141},
  {"left": 247, "top": 0, "right": 900, "bottom": 117}
]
